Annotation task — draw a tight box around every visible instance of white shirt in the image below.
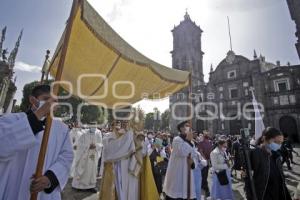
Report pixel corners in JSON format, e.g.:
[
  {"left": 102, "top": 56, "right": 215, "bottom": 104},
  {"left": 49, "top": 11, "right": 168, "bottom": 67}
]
[{"left": 210, "top": 147, "right": 230, "bottom": 172}]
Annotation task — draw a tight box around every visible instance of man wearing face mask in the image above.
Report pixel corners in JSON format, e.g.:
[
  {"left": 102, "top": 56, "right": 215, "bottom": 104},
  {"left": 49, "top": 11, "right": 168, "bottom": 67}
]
[
  {"left": 244, "top": 127, "right": 292, "bottom": 200},
  {"left": 163, "top": 121, "right": 198, "bottom": 200},
  {"left": 197, "top": 132, "right": 213, "bottom": 198},
  {"left": 99, "top": 113, "right": 160, "bottom": 200},
  {"left": 0, "top": 84, "right": 73, "bottom": 200},
  {"left": 72, "top": 122, "right": 103, "bottom": 192}
]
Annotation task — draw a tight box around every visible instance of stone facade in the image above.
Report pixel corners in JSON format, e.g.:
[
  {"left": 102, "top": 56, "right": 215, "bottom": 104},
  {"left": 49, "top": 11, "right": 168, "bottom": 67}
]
[
  {"left": 207, "top": 52, "right": 300, "bottom": 142},
  {"left": 0, "top": 27, "right": 20, "bottom": 114},
  {"left": 169, "top": 14, "right": 300, "bottom": 142},
  {"left": 0, "top": 61, "right": 16, "bottom": 114},
  {"left": 287, "top": 0, "right": 300, "bottom": 59},
  {"left": 263, "top": 65, "right": 300, "bottom": 142}
]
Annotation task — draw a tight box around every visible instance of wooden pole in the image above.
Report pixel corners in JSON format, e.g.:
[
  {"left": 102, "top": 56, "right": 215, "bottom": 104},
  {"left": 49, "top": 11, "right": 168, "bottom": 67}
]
[
  {"left": 30, "top": 1, "right": 80, "bottom": 199},
  {"left": 187, "top": 72, "right": 192, "bottom": 200}
]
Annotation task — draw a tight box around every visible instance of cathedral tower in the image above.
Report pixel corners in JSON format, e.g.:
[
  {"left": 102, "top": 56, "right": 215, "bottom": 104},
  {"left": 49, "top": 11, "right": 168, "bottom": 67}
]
[
  {"left": 169, "top": 12, "right": 204, "bottom": 133},
  {"left": 171, "top": 12, "right": 204, "bottom": 82}
]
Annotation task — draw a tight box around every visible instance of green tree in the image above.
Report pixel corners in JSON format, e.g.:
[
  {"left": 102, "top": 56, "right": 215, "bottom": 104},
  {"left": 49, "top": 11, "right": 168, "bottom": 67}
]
[
  {"left": 144, "top": 107, "right": 162, "bottom": 131},
  {"left": 12, "top": 105, "right": 21, "bottom": 113},
  {"left": 79, "top": 105, "right": 107, "bottom": 124},
  {"left": 161, "top": 109, "right": 170, "bottom": 131},
  {"left": 153, "top": 107, "right": 161, "bottom": 131},
  {"left": 145, "top": 112, "right": 154, "bottom": 130}
]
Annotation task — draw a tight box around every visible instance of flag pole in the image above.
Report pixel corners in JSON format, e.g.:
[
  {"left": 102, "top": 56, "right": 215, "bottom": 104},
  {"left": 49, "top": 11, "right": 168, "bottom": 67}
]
[
  {"left": 30, "top": 0, "right": 81, "bottom": 199},
  {"left": 187, "top": 72, "right": 192, "bottom": 200}
]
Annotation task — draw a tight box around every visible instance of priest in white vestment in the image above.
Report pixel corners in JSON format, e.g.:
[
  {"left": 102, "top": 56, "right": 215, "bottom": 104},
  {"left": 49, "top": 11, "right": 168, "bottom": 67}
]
[
  {"left": 69, "top": 124, "right": 84, "bottom": 147},
  {"left": 99, "top": 119, "right": 140, "bottom": 200},
  {"left": 69, "top": 125, "right": 84, "bottom": 177},
  {"left": 72, "top": 126, "right": 103, "bottom": 191},
  {"left": 0, "top": 84, "right": 73, "bottom": 200},
  {"left": 163, "top": 121, "right": 197, "bottom": 200}
]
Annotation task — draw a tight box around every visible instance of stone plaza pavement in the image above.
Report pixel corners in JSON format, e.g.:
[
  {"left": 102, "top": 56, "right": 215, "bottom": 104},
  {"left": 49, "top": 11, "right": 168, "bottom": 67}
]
[{"left": 62, "top": 146, "right": 300, "bottom": 200}]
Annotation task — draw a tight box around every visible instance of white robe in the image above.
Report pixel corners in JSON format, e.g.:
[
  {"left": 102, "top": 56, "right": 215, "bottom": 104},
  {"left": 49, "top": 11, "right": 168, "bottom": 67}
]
[
  {"left": 102, "top": 131, "right": 138, "bottom": 200},
  {"left": 0, "top": 112, "right": 73, "bottom": 200},
  {"left": 72, "top": 130, "right": 103, "bottom": 189},
  {"left": 163, "top": 136, "right": 197, "bottom": 199},
  {"left": 69, "top": 128, "right": 84, "bottom": 177},
  {"left": 69, "top": 128, "right": 83, "bottom": 145}
]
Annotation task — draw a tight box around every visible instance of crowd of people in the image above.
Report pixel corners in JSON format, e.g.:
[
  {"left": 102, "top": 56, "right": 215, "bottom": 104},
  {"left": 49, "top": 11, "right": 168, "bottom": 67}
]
[
  {"left": 69, "top": 120, "right": 300, "bottom": 200},
  {"left": 0, "top": 84, "right": 300, "bottom": 200}
]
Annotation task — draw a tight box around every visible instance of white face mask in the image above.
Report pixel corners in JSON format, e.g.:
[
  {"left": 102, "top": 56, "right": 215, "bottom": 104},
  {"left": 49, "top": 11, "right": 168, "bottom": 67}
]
[
  {"left": 36, "top": 100, "right": 46, "bottom": 120},
  {"left": 38, "top": 100, "right": 46, "bottom": 109},
  {"left": 185, "top": 127, "right": 190, "bottom": 133},
  {"left": 32, "top": 100, "right": 45, "bottom": 112},
  {"left": 222, "top": 147, "right": 227, "bottom": 152},
  {"left": 148, "top": 135, "right": 153, "bottom": 139}
]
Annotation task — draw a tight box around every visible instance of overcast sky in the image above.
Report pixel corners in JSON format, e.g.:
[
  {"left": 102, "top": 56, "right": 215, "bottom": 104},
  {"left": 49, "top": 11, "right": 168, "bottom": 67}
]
[{"left": 1, "top": 0, "right": 299, "bottom": 113}]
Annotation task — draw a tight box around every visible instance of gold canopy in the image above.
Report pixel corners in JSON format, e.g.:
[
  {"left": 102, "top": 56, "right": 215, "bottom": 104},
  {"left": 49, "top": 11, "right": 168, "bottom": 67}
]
[{"left": 49, "top": 0, "right": 189, "bottom": 108}]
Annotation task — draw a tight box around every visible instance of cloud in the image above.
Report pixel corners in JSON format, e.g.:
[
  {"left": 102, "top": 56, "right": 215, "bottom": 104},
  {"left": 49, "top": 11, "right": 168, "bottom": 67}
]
[
  {"left": 15, "top": 61, "right": 41, "bottom": 73},
  {"left": 107, "top": 4, "right": 122, "bottom": 22},
  {"left": 207, "top": 0, "right": 281, "bottom": 13},
  {"left": 89, "top": 0, "right": 132, "bottom": 23}
]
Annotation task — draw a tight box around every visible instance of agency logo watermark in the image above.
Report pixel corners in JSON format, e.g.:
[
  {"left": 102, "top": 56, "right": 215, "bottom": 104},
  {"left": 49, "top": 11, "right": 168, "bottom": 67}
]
[{"left": 49, "top": 74, "right": 265, "bottom": 127}]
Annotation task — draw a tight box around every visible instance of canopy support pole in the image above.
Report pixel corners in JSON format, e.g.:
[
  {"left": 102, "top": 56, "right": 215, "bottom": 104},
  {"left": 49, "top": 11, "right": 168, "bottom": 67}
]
[
  {"left": 188, "top": 72, "right": 192, "bottom": 126},
  {"left": 187, "top": 72, "right": 192, "bottom": 200},
  {"left": 30, "top": 1, "right": 81, "bottom": 199}
]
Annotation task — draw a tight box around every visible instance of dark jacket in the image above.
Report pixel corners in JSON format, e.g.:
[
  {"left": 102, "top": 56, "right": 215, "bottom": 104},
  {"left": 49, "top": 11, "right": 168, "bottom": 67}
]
[
  {"left": 244, "top": 146, "right": 291, "bottom": 200},
  {"left": 232, "top": 140, "right": 242, "bottom": 170}
]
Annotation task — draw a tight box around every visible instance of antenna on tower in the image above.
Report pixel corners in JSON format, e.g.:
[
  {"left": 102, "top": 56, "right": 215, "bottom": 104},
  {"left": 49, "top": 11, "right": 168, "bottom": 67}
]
[{"left": 227, "top": 16, "right": 233, "bottom": 51}]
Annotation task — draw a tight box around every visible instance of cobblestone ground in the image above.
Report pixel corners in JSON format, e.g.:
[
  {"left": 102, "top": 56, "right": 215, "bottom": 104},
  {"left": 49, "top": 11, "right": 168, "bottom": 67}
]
[
  {"left": 61, "top": 178, "right": 100, "bottom": 200},
  {"left": 62, "top": 146, "right": 300, "bottom": 200}
]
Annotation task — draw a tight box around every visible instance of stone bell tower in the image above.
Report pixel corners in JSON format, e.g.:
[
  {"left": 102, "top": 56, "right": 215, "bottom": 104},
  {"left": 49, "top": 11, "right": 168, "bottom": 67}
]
[{"left": 169, "top": 12, "right": 204, "bottom": 134}]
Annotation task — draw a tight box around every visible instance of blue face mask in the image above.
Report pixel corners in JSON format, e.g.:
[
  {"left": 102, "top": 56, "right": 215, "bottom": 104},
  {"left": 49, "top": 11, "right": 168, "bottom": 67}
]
[{"left": 268, "top": 142, "right": 281, "bottom": 151}]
